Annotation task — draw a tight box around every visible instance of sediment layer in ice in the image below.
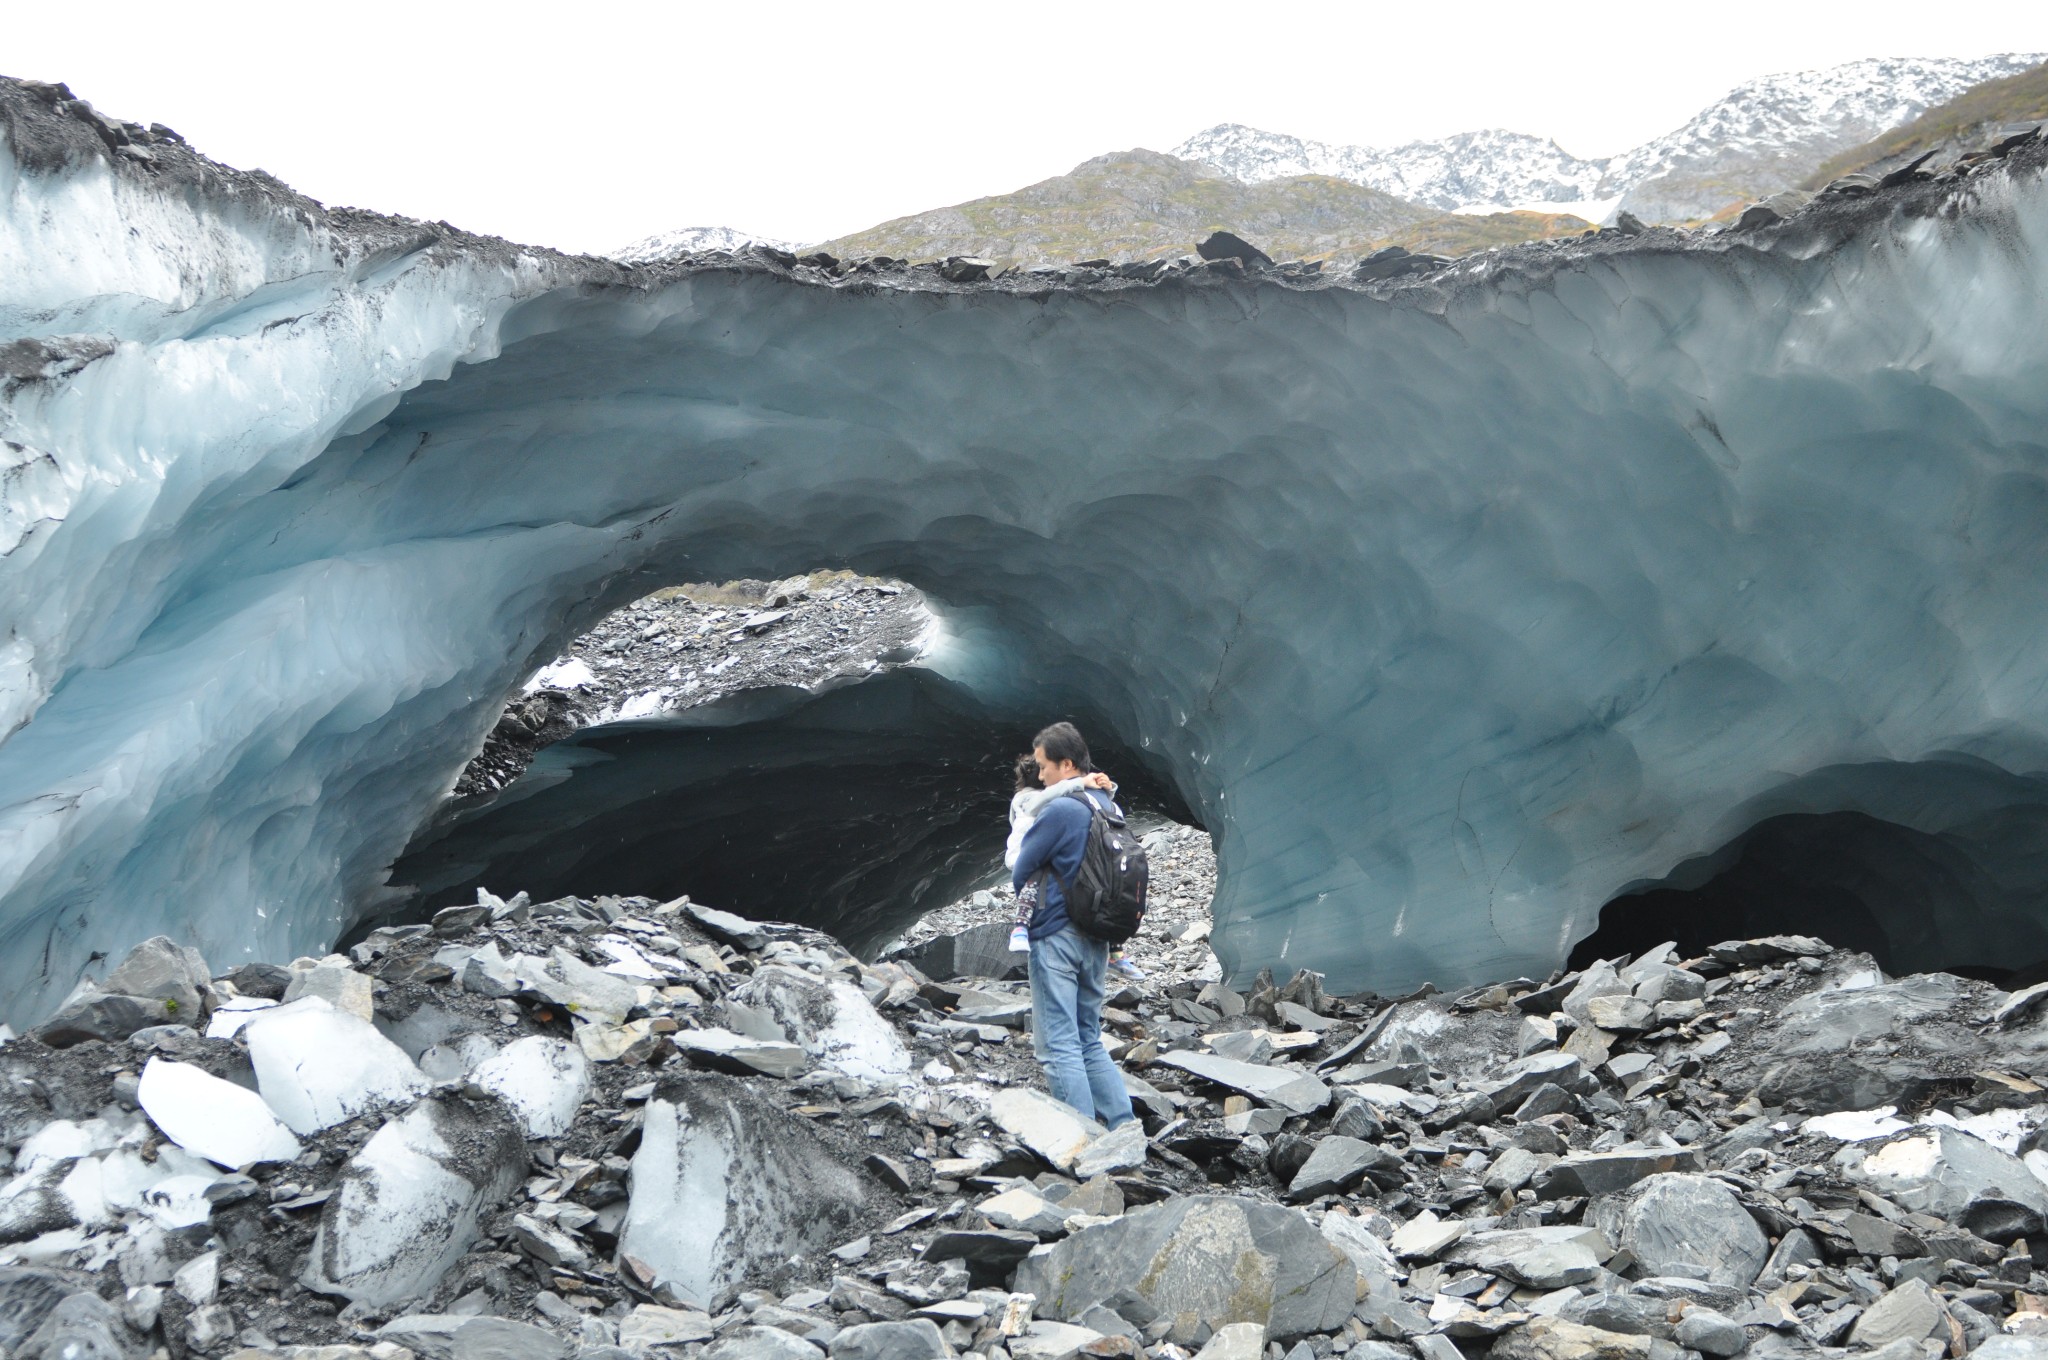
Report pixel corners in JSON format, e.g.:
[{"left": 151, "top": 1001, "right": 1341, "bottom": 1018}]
[{"left": 8, "top": 78, "right": 2048, "bottom": 1017}]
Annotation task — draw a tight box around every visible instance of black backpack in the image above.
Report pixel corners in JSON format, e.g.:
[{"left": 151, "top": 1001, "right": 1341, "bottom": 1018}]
[{"left": 1049, "top": 791, "right": 1150, "bottom": 944}]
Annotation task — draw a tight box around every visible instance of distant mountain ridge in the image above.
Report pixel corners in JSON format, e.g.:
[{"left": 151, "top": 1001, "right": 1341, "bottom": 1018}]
[
  {"left": 609, "top": 224, "right": 798, "bottom": 264},
  {"left": 1174, "top": 54, "right": 2043, "bottom": 223},
  {"left": 812, "top": 148, "right": 1592, "bottom": 270}
]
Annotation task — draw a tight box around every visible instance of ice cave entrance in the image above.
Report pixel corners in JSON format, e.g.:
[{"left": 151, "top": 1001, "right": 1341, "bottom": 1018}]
[
  {"left": 392, "top": 572, "right": 1198, "bottom": 959},
  {"left": 1572, "top": 794, "right": 2048, "bottom": 988}
]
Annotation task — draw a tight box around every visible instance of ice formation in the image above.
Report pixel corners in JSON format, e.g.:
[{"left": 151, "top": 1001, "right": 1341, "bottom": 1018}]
[{"left": 8, "top": 80, "right": 2048, "bottom": 1019}]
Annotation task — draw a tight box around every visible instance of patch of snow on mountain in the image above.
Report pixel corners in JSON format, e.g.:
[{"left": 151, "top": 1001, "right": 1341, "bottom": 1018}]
[
  {"left": 607, "top": 225, "right": 801, "bottom": 264},
  {"left": 1177, "top": 53, "right": 2044, "bottom": 219}
]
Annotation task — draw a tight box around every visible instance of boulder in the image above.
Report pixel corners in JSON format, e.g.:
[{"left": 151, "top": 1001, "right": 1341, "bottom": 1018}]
[
  {"left": 702, "top": 1329, "right": 822, "bottom": 1360},
  {"left": 989, "top": 1087, "right": 1105, "bottom": 1172},
  {"left": 1154, "top": 1051, "right": 1330, "bottom": 1115},
  {"left": 1072, "top": 1120, "right": 1148, "bottom": 1177},
  {"left": 617, "top": 1305, "right": 715, "bottom": 1351},
  {"left": 1835, "top": 1125, "right": 2048, "bottom": 1241},
  {"left": 1444, "top": 1226, "right": 1608, "bottom": 1288},
  {"left": 619, "top": 1075, "right": 868, "bottom": 1310},
  {"left": 302, "top": 1096, "right": 526, "bottom": 1305},
  {"left": 36, "top": 936, "right": 211, "bottom": 1046},
  {"left": 726, "top": 965, "right": 910, "bottom": 1083},
  {"left": 1609, "top": 1174, "right": 1769, "bottom": 1287},
  {"left": 1194, "top": 1323, "right": 1267, "bottom": 1360},
  {"left": 1013, "top": 1194, "right": 1355, "bottom": 1344},
  {"left": 892, "top": 923, "right": 1025, "bottom": 983},
  {"left": 1286, "top": 1137, "right": 1386, "bottom": 1200},
  {"left": 828, "top": 1319, "right": 947, "bottom": 1359},
  {"left": 1490, "top": 1317, "right": 1683, "bottom": 1360},
  {"left": 682, "top": 902, "right": 770, "bottom": 951},
  {"left": 282, "top": 956, "right": 375, "bottom": 1020},
  {"left": 134, "top": 1058, "right": 300, "bottom": 1170},
  {"left": 0, "top": 1268, "right": 92, "bottom": 1350},
  {"left": 1739, "top": 973, "right": 1981, "bottom": 1112},
  {"left": 12, "top": 1291, "right": 135, "bottom": 1360},
  {"left": 919, "top": 1229, "right": 1038, "bottom": 1286},
  {"left": 468, "top": 1037, "right": 590, "bottom": 1137},
  {"left": 1672, "top": 1309, "right": 1745, "bottom": 1357},
  {"left": 515, "top": 946, "right": 638, "bottom": 1027},
  {"left": 243, "top": 997, "right": 429, "bottom": 1134},
  {"left": 1195, "top": 231, "right": 1273, "bottom": 268},
  {"left": 379, "top": 1314, "right": 571, "bottom": 1360},
  {"left": 1848, "top": 1280, "right": 1949, "bottom": 1348},
  {"left": 672, "top": 1028, "right": 808, "bottom": 1078},
  {"left": 1535, "top": 1147, "right": 1701, "bottom": 1200}
]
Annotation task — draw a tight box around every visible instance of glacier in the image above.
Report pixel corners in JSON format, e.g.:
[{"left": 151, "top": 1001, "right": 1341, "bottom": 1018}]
[{"left": 8, "top": 77, "right": 2048, "bottom": 1020}]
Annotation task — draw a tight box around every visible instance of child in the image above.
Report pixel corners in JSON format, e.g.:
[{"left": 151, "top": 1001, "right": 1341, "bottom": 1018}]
[
  {"left": 1006, "top": 753, "right": 1095, "bottom": 950},
  {"left": 1003, "top": 754, "right": 1143, "bottom": 981}
]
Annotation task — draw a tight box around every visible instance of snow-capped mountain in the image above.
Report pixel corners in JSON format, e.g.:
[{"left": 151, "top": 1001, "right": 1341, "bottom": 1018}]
[
  {"left": 607, "top": 224, "right": 802, "bottom": 264},
  {"left": 1176, "top": 53, "right": 2044, "bottom": 223}
]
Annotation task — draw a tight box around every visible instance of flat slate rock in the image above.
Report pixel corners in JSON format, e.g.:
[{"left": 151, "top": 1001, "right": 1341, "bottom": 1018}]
[{"left": 1155, "top": 1050, "right": 1331, "bottom": 1115}]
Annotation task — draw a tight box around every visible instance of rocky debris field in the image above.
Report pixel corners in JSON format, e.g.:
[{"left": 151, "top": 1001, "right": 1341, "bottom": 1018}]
[
  {"left": 457, "top": 574, "right": 931, "bottom": 797},
  {"left": 18, "top": 902, "right": 2048, "bottom": 1360}
]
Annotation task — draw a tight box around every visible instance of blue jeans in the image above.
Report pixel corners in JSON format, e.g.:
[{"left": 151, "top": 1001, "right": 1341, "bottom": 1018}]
[{"left": 1028, "top": 925, "right": 1135, "bottom": 1127}]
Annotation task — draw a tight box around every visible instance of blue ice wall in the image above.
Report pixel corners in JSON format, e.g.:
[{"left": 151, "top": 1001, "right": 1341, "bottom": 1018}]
[{"left": 7, "top": 82, "right": 2048, "bottom": 1019}]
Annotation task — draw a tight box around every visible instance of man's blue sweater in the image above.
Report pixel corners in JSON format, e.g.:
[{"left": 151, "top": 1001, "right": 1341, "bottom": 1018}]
[{"left": 1012, "top": 788, "right": 1114, "bottom": 940}]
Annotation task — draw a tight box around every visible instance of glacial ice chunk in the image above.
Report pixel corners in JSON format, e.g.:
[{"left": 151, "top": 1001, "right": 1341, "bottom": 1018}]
[
  {"left": 136, "top": 1057, "right": 301, "bottom": 1169},
  {"left": 241, "top": 998, "right": 429, "bottom": 1135},
  {"left": 467, "top": 1036, "right": 590, "bottom": 1138},
  {"left": 303, "top": 1096, "right": 525, "bottom": 1306}
]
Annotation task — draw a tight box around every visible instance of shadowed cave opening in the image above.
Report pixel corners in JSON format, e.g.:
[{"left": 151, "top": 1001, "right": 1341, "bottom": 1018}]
[
  {"left": 1570, "top": 806, "right": 2048, "bottom": 986},
  {"left": 388, "top": 666, "right": 1195, "bottom": 960}
]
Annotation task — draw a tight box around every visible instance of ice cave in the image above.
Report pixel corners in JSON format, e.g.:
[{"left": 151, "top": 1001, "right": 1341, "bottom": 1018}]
[{"left": 7, "top": 78, "right": 2048, "bottom": 1023}]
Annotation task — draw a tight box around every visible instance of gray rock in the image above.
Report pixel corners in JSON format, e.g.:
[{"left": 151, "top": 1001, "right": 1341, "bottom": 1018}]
[
  {"left": 1613, "top": 1174, "right": 1769, "bottom": 1287},
  {"left": 461, "top": 942, "right": 522, "bottom": 999},
  {"left": 1072, "top": 1119, "right": 1147, "bottom": 1177},
  {"left": 518, "top": 946, "right": 638, "bottom": 1027},
  {"left": 617, "top": 1304, "right": 715, "bottom": 1352},
  {"left": 1490, "top": 1317, "right": 1684, "bottom": 1360},
  {"left": 1673, "top": 1309, "right": 1746, "bottom": 1358},
  {"left": 1535, "top": 1147, "right": 1701, "bottom": 1199},
  {"left": 1744, "top": 973, "right": 1982, "bottom": 1112},
  {"left": 103, "top": 936, "right": 210, "bottom": 1015},
  {"left": 1444, "top": 1225, "right": 1608, "bottom": 1288},
  {"left": 1836, "top": 1125, "right": 2048, "bottom": 1242},
  {"left": 1194, "top": 1322, "right": 1267, "bottom": 1360},
  {"left": 827, "top": 1319, "right": 947, "bottom": 1359},
  {"left": 921, "top": 1229, "right": 1038, "bottom": 1286},
  {"left": 671, "top": 1028, "right": 807, "bottom": 1078},
  {"left": 1849, "top": 1280, "right": 1949, "bottom": 1348},
  {"left": 1286, "top": 1136, "right": 1386, "bottom": 1200},
  {"left": 0, "top": 1268, "right": 87, "bottom": 1351},
  {"left": 620, "top": 1075, "right": 867, "bottom": 1310},
  {"left": 702, "top": 1327, "right": 825, "bottom": 1359},
  {"left": 683, "top": 902, "right": 770, "bottom": 951},
  {"left": 1969, "top": 1339, "right": 2048, "bottom": 1360},
  {"left": 1707, "top": 935, "right": 1829, "bottom": 964},
  {"left": 1558, "top": 1293, "right": 1673, "bottom": 1339},
  {"left": 13, "top": 1292, "right": 135, "bottom": 1360},
  {"left": 892, "top": 922, "right": 1024, "bottom": 983},
  {"left": 1015, "top": 1194, "right": 1354, "bottom": 1343},
  {"left": 303, "top": 1097, "right": 526, "bottom": 1306},
  {"left": 1155, "top": 1050, "right": 1331, "bottom": 1115},
  {"left": 726, "top": 965, "right": 909, "bottom": 1083},
  {"left": 381, "top": 1314, "right": 573, "bottom": 1360},
  {"left": 35, "top": 992, "right": 169, "bottom": 1047},
  {"left": 989, "top": 1087, "right": 1105, "bottom": 1171}
]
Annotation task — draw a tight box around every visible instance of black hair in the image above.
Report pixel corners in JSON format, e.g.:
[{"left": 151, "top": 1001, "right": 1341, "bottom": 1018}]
[
  {"left": 1013, "top": 752, "right": 1040, "bottom": 793},
  {"left": 1032, "top": 721, "right": 1094, "bottom": 772}
]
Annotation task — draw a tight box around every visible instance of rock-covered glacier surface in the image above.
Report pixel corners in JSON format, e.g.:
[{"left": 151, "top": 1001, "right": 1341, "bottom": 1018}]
[{"left": 8, "top": 79, "right": 2048, "bottom": 1019}]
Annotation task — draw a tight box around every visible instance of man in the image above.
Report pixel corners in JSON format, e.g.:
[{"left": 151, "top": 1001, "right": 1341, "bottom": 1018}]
[{"left": 1012, "top": 721, "right": 1136, "bottom": 1128}]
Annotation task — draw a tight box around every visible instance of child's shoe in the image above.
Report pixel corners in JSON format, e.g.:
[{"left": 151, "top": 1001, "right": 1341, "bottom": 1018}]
[{"left": 1009, "top": 926, "right": 1030, "bottom": 953}]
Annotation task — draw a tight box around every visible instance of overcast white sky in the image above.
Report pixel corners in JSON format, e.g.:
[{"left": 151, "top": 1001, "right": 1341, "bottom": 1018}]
[{"left": 10, "top": 1, "right": 2048, "bottom": 255}]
